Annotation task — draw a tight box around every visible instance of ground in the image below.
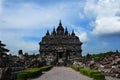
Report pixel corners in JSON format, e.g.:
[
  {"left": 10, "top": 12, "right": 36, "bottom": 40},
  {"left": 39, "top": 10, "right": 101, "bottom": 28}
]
[
  {"left": 32, "top": 67, "right": 92, "bottom": 80},
  {"left": 32, "top": 67, "right": 120, "bottom": 80}
]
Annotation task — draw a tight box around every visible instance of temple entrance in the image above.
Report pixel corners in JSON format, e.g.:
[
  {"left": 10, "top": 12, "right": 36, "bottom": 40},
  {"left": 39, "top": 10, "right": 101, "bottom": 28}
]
[
  {"left": 55, "top": 47, "right": 69, "bottom": 66},
  {"left": 56, "top": 52, "right": 64, "bottom": 66},
  {"left": 58, "top": 52, "right": 63, "bottom": 58}
]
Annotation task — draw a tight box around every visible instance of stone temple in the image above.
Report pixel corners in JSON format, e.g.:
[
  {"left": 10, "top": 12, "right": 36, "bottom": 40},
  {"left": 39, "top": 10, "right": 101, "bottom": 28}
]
[{"left": 39, "top": 20, "right": 82, "bottom": 66}]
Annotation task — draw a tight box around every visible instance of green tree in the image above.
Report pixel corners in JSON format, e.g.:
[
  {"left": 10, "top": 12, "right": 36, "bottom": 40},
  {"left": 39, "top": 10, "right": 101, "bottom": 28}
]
[
  {"left": 24, "top": 52, "right": 29, "bottom": 58},
  {"left": 0, "top": 41, "right": 9, "bottom": 57},
  {"left": 116, "top": 49, "right": 119, "bottom": 53},
  {"left": 0, "top": 41, "right": 10, "bottom": 67}
]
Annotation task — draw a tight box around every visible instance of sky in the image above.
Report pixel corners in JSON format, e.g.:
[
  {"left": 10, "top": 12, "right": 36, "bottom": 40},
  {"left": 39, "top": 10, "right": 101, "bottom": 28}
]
[{"left": 0, "top": 0, "right": 120, "bottom": 56}]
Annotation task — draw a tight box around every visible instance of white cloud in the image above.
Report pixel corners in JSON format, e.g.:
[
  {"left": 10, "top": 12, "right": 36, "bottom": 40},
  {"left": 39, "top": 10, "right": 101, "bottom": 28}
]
[
  {"left": 84, "top": 0, "right": 120, "bottom": 36},
  {"left": 0, "top": 3, "right": 60, "bottom": 29},
  {"left": 0, "top": 30, "right": 39, "bottom": 54},
  {"left": 79, "top": 13, "right": 84, "bottom": 19},
  {"left": 78, "top": 32, "right": 89, "bottom": 43},
  {"left": 0, "top": 1, "right": 86, "bottom": 54},
  {"left": 0, "top": 2, "right": 83, "bottom": 29},
  {"left": 69, "top": 25, "right": 89, "bottom": 43},
  {"left": 92, "top": 17, "right": 120, "bottom": 35},
  {"left": 84, "top": 0, "right": 98, "bottom": 18}
]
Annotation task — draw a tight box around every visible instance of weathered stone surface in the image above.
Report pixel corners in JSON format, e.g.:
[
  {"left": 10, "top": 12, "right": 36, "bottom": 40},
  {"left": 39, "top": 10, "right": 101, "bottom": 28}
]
[
  {"left": 82, "top": 53, "right": 120, "bottom": 78},
  {"left": 39, "top": 21, "right": 82, "bottom": 66},
  {"left": 0, "top": 67, "right": 11, "bottom": 80}
]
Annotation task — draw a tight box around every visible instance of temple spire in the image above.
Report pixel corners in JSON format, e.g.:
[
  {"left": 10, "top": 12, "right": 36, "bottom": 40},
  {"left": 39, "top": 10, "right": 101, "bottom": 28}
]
[
  {"left": 65, "top": 27, "right": 68, "bottom": 35},
  {"left": 57, "top": 20, "right": 64, "bottom": 35},
  {"left": 59, "top": 19, "right": 62, "bottom": 26},
  {"left": 46, "top": 30, "right": 50, "bottom": 36},
  {"left": 52, "top": 27, "right": 56, "bottom": 35},
  {"left": 71, "top": 30, "right": 75, "bottom": 36}
]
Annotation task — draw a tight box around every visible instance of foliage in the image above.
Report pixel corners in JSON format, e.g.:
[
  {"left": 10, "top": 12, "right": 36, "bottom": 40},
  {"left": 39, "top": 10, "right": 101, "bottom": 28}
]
[
  {"left": 70, "top": 65, "right": 105, "bottom": 80},
  {"left": 17, "top": 72, "right": 28, "bottom": 80},
  {"left": 69, "top": 65, "right": 83, "bottom": 71},
  {"left": 17, "top": 65, "right": 53, "bottom": 80},
  {"left": 40, "top": 65, "right": 53, "bottom": 71},
  {"left": 93, "top": 73, "right": 105, "bottom": 80},
  {"left": 90, "top": 51, "right": 119, "bottom": 58},
  {"left": 23, "top": 53, "right": 40, "bottom": 59},
  {"left": 0, "top": 41, "right": 9, "bottom": 53}
]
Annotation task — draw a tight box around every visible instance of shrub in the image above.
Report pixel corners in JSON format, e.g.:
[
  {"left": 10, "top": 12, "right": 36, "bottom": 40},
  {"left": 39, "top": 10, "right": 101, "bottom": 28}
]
[
  {"left": 79, "top": 68, "right": 86, "bottom": 75},
  {"left": 17, "top": 65, "right": 53, "bottom": 80},
  {"left": 88, "top": 70, "right": 101, "bottom": 78},
  {"left": 93, "top": 73, "right": 105, "bottom": 80},
  {"left": 17, "top": 72, "right": 28, "bottom": 80},
  {"left": 79, "top": 68, "right": 105, "bottom": 80},
  {"left": 40, "top": 65, "right": 53, "bottom": 71},
  {"left": 70, "top": 65, "right": 105, "bottom": 80},
  {"left": 69, "top": 65, "right": 82, "bottom": 71}
]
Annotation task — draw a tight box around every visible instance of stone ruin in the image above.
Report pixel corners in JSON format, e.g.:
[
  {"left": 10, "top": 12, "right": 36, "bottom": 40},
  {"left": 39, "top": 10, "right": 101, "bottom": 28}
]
[{"left": 76, "top": 52, "right": 120, "bottom": 78}]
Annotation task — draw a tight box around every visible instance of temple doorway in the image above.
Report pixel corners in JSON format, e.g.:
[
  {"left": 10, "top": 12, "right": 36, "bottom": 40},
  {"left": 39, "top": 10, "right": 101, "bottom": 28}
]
[{"left": 58, "top": 52, "right": 63, "bottom": 58}]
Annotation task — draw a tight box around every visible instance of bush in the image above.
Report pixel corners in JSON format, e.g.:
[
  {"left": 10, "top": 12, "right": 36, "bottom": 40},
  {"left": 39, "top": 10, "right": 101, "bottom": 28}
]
[
  {"left": 17, "top": 72, "right": 28, "bottom": 80},
  {"left": 79, "top": 68, "right": 86, "bottom": 75},
  {"left": 70, "top": 65, "right": 105, "bottom": 80},
  {"left": 17, "top": 68, "right": 42, "bottom": 80},
  {"left": 88, "top": 70, "right": 101, "bottom": 78},
  {"left": 17, "top": 65, "right": 53, "bottom": 80},
  {"left": 79, "top": 68, "right": 105, "bottom": 80},
  {"left": 40, "top": 65, "right": 53, "bottom": 71},
  {"left": 93, "top": 73, "right": 105, "bottom": 80},
  {"left": 69, "top": 65, "right": 82, "bottom": 71}
]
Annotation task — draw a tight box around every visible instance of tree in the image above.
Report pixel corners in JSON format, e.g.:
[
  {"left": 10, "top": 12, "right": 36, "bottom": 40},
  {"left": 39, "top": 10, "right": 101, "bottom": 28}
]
[
  {"left": 0, "top": 41, "right": 9, "bottom": 57},
  {"left": 24, "top": 52, "right": 28, "bottom": 58},
  {"left": 0, "top": 41, "right": 10, "bottom": 67},
  {"left": 116, "top": 49, "right": 119, "bottom": 53}
]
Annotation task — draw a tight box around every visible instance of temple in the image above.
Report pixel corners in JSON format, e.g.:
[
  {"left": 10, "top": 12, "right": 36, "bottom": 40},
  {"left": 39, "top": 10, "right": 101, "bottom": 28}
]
[{"left": 39, "top": 20, "right": 82, "bottom": 65}]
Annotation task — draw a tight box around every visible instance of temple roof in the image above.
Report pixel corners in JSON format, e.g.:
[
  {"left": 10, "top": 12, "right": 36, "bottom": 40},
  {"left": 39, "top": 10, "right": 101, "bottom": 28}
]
[
  {"left": 57, "top": 20, "right": 64, "bottom": 31},
  {"left": 65, "top": 27, "right": 68, "bottom": 35},
  {"left": 71, "top": 30, "right": 75, "bottom": 36},
  {"left": 46, "top": 30, "right": 50, "bottom": 36},
  {"left": 52, "top": 27, "right": 56, "bottom": 35}
]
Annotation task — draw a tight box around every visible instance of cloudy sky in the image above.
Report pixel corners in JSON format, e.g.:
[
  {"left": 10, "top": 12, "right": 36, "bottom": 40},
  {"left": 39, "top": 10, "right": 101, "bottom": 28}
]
[{"left": 0, "top": 0, "right": 120, "bottom": 55}]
